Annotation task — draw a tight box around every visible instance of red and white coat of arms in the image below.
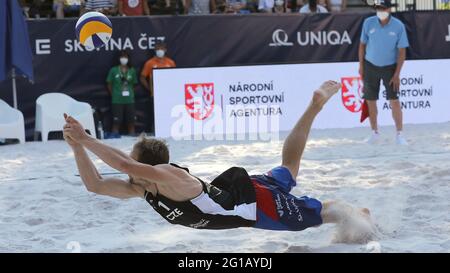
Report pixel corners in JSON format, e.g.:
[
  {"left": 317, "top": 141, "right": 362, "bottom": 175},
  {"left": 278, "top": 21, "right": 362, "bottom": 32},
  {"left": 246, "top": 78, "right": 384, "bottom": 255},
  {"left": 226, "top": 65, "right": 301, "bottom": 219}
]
[
  {"left": 185, "top": 83, "right": 215, "bottom": 120},
  {"left": 341, "top": 77, "right": 364, "bottom": 113}
]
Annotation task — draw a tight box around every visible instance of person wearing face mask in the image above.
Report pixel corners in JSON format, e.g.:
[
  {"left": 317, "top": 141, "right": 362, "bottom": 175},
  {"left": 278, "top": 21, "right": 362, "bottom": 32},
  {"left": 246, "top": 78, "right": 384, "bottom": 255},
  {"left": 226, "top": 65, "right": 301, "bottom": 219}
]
[
  {"left": 273, "top": 0, "right": 285, "bottom": 13},
  {"left": 184, "top": 0, "right": 216, "bottom": 14},
  {"left": 106, "top": 51, "right": 138, "bottom": 136},
  {"left": 359, "top": 0, "right": 409, "bottom": 145},
  {"left": 257, "top": 0, "right": 274, "bottom": 12},
  {"left": 299, "top": 0, "right": 328, "bottom": 13},
  {"left": 328, "top": 0, "right": 346, "bottom": 12},
  {"left": 140, "top": 41, "right": 176, "bottom": 134}
]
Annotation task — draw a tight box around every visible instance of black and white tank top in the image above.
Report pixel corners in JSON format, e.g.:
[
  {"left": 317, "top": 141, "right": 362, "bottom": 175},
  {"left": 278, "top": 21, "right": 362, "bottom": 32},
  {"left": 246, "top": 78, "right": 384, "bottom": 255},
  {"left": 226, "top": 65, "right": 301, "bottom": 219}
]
[{"left": 144, "top": 163, "right": 257, "bottom": 229}]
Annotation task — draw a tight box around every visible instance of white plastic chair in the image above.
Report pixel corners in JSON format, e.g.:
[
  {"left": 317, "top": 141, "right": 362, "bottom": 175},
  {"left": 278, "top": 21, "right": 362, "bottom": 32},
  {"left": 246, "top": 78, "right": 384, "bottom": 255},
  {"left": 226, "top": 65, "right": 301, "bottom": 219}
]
[
  {"left": 35, "top": 93, "right": 97, "bottom": 142},
  {"left": 0, "top": 99, "right": 26, "bottom": 144}
]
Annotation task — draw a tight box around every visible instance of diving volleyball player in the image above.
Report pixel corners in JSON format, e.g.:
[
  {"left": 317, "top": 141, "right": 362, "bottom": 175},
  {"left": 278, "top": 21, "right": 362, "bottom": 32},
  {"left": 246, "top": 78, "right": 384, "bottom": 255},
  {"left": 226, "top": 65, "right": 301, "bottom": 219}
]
[{"left": 63, "top": 80, "right": 375, "bottom": 243}]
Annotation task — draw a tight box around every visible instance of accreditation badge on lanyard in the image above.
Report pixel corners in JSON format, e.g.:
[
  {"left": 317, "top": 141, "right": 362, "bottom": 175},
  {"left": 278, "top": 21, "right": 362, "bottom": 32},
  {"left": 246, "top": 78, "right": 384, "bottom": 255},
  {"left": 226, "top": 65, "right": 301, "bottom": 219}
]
[
  {"left": 121, "top": 72, "right": 130, "bottom": 97},
  {"left": 122, "top": 90, "right": 130, "bottom": 97}
]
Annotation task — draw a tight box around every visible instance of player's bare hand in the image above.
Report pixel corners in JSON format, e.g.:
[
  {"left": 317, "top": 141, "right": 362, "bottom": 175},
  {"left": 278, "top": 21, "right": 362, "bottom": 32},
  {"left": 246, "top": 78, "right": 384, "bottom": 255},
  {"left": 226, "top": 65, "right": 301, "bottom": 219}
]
[{"left": 63, "top": 113, "right": 89, "bottom": 143}]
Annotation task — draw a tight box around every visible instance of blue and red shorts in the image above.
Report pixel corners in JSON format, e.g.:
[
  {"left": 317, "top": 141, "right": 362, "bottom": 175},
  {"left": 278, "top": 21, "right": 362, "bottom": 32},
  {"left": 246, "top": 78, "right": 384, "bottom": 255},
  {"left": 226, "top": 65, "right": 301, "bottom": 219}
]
[{"left": 251, "top": 166, "right": 323, "bottom": 231}]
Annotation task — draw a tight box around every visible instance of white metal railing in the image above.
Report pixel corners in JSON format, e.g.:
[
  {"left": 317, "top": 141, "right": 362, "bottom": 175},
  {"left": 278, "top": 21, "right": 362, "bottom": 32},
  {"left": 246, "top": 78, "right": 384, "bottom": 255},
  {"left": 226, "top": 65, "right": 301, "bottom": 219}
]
[{"left": 392, "top": 0, "right": 450, "bottom": 11}]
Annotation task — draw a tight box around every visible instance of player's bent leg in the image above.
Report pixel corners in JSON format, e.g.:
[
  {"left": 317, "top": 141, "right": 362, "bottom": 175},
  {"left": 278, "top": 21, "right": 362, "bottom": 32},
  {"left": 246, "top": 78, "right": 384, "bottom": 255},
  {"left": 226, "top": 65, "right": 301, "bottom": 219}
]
[{"left": 281, "top": 81, "right": 341, "bottom": 178}]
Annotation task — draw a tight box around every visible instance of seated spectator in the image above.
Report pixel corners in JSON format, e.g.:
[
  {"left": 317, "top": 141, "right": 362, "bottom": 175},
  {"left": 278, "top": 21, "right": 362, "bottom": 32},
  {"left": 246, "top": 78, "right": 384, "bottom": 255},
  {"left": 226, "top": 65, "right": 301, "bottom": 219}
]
[
  {"left": 21, "top": 0, "right": 53, "bottom": 19},
  {"left": 184, "top": 0, "right": 216, "bottom": 14},
  {"left": 258, "top": 0, "right": 274, "bottom": 13},
  {"left": 111, "top": 0, "right": 119, "bottom": 14},
  {"left": 214, "top": 0, "right": 227, "bottom": 13},
  {"left": 284, "top": 0, "right": 303, "bottom": 12},
  {"left": 297, "top": 0, "right": 329, "bottom": 12},
  {"left": 328, "top": 0, "right": 346, "bottom": 12},
  {"left": 106, "top": 51, "right": 138, "bottom": 136},
  {"left": 299, "top": 0, "right": 327, "bottom": 13},
  {"left": 318, "top": 0, "right": 330, "bottom": 11},
  {"left": 53, "top": 0, "right": 82, "bottom": 18},
  {"left": 148, "top": 0, "right": 184, "bottom": 15},
  {"left": 118, "top": 0, "right": 150, "bottom": 16},
  {"left": 81, "top": 0, "right": 115, "bottom": 15},
  {"left": 294, "top": 0, "right": 305, "bottom": 12},
  {"left": 225, "top": 0, "right": 248, "bottom": 13},
  {"left": 245, "top": 0, "right": 258, "bottom": 12},
  {"left": 273, "top": 0, "right": 286, "bottom": 13},
  {"left": 19, "top": 0, "right": 31, "bottom": 18}
]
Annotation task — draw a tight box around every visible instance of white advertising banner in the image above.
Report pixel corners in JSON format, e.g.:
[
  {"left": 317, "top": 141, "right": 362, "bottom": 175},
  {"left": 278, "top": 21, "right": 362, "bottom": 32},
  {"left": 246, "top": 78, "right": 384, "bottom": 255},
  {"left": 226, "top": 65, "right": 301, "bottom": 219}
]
[{"left": 153, "top": 59, "right": 450, "bottom": 139}]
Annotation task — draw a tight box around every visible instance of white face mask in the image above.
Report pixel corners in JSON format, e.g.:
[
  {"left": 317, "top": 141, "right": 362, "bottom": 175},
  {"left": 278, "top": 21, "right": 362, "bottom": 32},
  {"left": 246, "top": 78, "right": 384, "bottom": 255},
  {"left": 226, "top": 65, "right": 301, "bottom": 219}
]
[
  {"left": 156, "top": 49, "right": 165, "bottom": 58},
  {"left": 275, "top": 0, "right": 284, "bottom": 6},
  {"left": 120, "top": 57, "right": 128, "bottom": 65},
  {"left": 376, "top": 10, "right": 390, "bottom": 21}
]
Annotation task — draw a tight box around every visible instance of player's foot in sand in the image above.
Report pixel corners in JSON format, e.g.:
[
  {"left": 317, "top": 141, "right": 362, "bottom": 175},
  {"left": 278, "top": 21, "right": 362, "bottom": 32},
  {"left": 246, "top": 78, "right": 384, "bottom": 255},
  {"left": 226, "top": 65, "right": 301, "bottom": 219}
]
[
  {"left": 361, "top": 208, "right": 371, "bottom": 216},
  {"left": 312, "top": 81, "right": 341, "bottom": 109},
  {"left": 332, "top": 204, "right": 376, "bottom": 244},
  {"left": 360, "top": 208, "right": 372, "bottom": 221}
]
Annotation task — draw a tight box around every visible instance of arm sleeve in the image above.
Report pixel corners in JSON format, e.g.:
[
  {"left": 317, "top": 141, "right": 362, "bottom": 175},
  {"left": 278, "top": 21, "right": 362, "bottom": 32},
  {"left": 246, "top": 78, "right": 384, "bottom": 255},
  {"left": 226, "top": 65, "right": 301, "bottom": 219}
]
[
  {"left": 397, "top": 23, "right": 410, "bottom": 48},
  {"left": 141, "top": 61, "right": 150, "bottom": 78},
  {"left": 360, "top": 19, "right": 368, "bottom": 44}
]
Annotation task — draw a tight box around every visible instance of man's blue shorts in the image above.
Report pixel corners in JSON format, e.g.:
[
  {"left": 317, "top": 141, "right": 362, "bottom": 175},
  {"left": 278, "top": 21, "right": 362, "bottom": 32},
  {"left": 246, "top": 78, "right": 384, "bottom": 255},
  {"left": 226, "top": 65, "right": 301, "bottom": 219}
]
[{"left": 251, "top": 166, "right": 323, "bottom": 231}]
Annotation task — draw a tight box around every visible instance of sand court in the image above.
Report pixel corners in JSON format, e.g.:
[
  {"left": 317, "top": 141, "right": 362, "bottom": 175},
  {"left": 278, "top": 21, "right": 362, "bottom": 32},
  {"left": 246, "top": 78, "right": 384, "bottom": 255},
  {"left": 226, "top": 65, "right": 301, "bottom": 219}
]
[{"left": 1, "top": 122, "right": 449, "bottom": 252}]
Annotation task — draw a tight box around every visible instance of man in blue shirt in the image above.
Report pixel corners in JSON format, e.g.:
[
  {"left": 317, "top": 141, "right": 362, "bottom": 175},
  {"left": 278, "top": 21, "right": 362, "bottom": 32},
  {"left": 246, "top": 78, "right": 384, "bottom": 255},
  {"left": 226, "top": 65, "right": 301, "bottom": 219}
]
[{"left": 359, "top": 0, "right": 409, "bottom": 145}]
